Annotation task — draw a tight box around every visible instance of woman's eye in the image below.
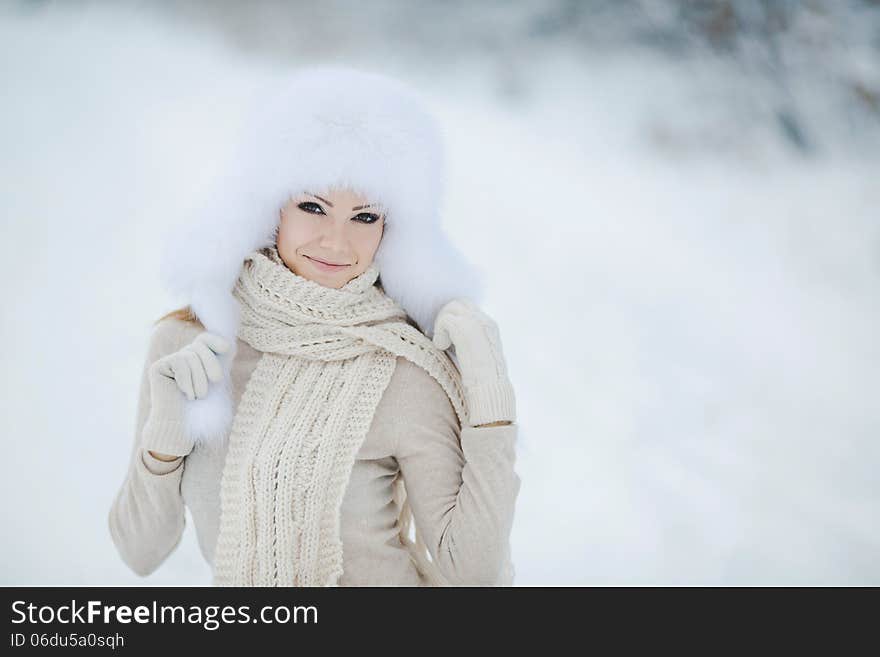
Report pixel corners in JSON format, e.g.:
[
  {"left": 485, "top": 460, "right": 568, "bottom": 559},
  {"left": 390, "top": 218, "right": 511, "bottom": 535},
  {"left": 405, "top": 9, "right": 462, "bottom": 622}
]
[
  {"left": 353, "top": 213, "right": 381, "bottom": 224},
  {"left": 298, "top": 201, "right": 325, "bottom": 214}
]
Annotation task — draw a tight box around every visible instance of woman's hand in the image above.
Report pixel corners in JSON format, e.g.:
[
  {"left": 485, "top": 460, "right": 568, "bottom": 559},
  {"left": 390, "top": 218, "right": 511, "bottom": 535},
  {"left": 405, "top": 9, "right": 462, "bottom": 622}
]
[
  {"left": 432, "top": 299, "right": 516, "bottom": 427},
  {"left": 143, "top": 331, "right": 231, "bottom": 457}
]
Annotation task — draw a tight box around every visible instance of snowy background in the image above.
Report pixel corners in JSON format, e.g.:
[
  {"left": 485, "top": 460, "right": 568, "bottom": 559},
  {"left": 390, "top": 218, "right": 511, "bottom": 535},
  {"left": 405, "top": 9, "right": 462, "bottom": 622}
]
[{"left": 1, "top": 0, "right": 878, "bottom": 585}]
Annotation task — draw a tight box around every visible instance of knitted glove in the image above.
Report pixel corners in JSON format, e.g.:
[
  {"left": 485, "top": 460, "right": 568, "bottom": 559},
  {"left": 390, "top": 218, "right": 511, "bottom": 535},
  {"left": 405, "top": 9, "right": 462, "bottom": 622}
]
[
  {"left": 431, "top": 299, "right": 516, "bottom": 427},
  {"left": 142, "top": 331, "right": 231, "bottom": 457}
]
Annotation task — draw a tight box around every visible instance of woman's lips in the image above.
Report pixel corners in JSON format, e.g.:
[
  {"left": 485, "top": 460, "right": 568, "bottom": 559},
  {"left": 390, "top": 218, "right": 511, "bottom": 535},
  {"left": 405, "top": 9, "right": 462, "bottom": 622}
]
[{"left": 304, "top": 255, "right": 351, "bottom": 272}]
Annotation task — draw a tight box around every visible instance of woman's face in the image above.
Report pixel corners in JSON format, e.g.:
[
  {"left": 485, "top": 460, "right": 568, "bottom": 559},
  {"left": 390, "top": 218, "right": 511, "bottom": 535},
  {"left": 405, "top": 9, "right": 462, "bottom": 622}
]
[{"left": 276, "top": 187, "right": 385, "bottom": 289}]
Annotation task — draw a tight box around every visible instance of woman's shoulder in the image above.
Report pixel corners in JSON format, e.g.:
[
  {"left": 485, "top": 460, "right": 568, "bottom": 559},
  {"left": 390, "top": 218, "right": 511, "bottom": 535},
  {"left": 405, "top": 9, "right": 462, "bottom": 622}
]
[{"left": 384, "top": 355, "right": 458, "bottom": 423}]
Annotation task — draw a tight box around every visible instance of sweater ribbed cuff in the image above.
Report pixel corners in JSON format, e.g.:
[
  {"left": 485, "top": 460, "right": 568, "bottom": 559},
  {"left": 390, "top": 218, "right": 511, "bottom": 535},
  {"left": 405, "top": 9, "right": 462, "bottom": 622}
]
[
  {"left": 141, "top": 415, "right": 193, "bottom": 457},
  {"left": 464, "top": 377, "right": 516, "bottom": 427}
]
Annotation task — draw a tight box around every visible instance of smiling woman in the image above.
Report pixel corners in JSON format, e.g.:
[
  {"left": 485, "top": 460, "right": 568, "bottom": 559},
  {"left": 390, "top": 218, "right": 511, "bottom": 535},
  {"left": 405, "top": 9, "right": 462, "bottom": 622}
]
[
  {"left": 276, "top": 187, "right": 387, "bottom": 289},
  {"left": 109, "top": 65, "right": 520, "bottom": 588}
]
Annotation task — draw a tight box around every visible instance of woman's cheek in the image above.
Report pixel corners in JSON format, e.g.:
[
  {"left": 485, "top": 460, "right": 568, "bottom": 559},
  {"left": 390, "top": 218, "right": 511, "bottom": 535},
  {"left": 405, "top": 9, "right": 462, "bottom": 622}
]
[
  {"left": 360, "top": 226, "right": 384, "bottom": 259},
  {"left": 282, "top": 216, "right": 314, "bottom": 248}
]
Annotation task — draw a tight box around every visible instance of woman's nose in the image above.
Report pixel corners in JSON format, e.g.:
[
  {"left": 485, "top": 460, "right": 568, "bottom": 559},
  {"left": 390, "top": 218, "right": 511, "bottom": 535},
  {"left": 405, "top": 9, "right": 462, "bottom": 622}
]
[{"left": 318, "top": 217, "right": 348, "bottom": 249}]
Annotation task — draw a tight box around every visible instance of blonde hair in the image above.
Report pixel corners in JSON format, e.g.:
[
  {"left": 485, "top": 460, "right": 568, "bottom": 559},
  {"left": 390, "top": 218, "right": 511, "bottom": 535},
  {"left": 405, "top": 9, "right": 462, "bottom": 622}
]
[{"left": 155, "top": 305, "right": 203, "bottom": 327}]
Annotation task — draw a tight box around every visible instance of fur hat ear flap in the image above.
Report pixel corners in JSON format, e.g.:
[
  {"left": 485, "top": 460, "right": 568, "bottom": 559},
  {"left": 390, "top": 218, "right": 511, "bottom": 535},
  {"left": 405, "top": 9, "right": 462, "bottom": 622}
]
[{"left": 374, "top": 222, "right": 486, "bottom": 339}]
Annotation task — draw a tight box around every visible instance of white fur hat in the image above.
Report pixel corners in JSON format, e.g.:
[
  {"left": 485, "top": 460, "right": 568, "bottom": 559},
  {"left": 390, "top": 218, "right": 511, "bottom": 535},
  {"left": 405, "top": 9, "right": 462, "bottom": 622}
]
[{"left": 159, "top": 65, "right": 484, "bottom": 444}]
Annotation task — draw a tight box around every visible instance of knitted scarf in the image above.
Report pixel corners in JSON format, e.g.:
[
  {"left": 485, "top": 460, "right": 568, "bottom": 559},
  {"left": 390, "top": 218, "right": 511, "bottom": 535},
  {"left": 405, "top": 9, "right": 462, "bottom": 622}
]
[{"left": 211, "top": 245, "right": 468, "bottom": 586}]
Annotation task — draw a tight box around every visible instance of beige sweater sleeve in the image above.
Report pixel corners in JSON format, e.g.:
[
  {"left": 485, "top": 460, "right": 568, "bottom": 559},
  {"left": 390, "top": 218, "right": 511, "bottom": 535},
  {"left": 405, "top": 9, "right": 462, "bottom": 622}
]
[
  {"left": 394, "top": 362, "right": 522, "bottom": 585},
  {"left": 107, "top": 319, "right": 188, "bottom": 576}
]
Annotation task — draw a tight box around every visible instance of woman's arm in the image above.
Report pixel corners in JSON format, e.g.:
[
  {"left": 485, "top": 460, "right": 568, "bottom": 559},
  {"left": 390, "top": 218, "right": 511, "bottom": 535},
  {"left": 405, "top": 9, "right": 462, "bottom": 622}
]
[
  {"left": 394, "top": 363, "right": 521, "bottom": 586},
  {"left": 107, "top": 319, "right": 190, "bottom": 577}
]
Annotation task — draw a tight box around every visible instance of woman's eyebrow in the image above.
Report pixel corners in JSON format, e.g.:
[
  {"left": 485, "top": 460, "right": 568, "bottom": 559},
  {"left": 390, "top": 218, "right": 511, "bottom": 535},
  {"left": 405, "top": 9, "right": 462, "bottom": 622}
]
[
  {"left": 309, "top": 194, "right": 334, "bottom": 207},
  {"left": 308, "top": 194, "right": 375, "bottom": 211}
]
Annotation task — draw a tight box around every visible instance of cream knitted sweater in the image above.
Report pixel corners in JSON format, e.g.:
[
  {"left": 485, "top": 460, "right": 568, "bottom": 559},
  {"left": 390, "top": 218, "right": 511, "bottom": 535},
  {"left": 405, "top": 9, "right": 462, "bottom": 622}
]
[{"left": 108, "top": 316, "right": 521, "bottom": 586}]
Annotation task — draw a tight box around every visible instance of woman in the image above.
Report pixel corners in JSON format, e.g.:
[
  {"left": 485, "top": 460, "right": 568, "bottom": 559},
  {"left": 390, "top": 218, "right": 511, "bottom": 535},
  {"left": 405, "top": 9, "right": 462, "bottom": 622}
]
[{"left": 108, "top": 66, "right": 520, "bottom": 586}]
